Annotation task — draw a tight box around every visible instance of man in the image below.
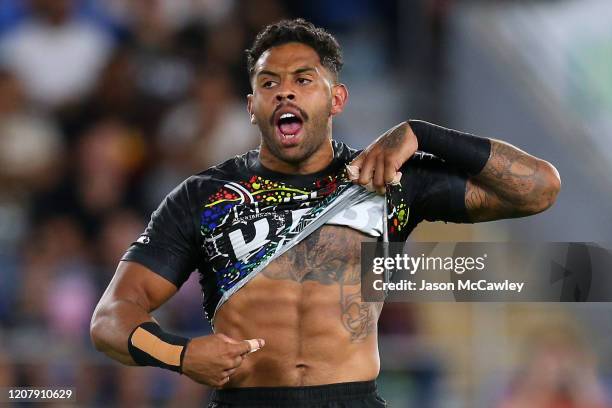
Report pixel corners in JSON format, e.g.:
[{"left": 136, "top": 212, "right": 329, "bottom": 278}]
[{"left": 90, "top": 19, "right": 560, "bottom": 407}]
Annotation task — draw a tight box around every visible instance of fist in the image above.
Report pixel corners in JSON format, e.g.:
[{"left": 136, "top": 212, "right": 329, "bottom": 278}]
[
  {"left": 181, "top": 333, "right": 264, "bottom": 388},
  {"left": 348, "top": 122, "right": 417, "bottom": 194}
]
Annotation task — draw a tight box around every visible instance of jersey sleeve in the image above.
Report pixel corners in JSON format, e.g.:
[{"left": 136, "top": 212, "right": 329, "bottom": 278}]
[
  {"left": 121, "top": 179, "right": 199, "bottom": 288},
  {"left": 402, "top": 152, "right": 472, "bottom": 225}
]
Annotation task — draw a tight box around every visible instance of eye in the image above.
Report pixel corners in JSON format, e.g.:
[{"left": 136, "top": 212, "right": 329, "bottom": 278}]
[
  {"left": 262, "top": 80, "right": 276, "bottom": 89},
  {"left": 297, "top": 77, "right": 312, "bottom": 85}
]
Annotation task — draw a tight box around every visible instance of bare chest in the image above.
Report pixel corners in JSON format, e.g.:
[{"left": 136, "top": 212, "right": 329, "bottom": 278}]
[{"left": 261, "top": 225, "right": 378, "bottom": 284}]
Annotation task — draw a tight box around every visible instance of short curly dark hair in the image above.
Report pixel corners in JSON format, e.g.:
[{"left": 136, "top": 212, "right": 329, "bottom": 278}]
[{"left": 246, "top": 19, "right": 343, "bottom": 81}]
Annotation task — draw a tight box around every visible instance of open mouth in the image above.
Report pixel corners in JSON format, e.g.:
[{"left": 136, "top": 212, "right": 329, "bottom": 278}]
[{"left": 276, "top": 112, "right": 304, "bottom": 144}]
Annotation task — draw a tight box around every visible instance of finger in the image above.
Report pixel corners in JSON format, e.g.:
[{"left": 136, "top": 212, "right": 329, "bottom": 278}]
[
  {"left": 364, "top": 181, "right": 376, "bottom": 193},
  {"left": 230, "top": 341, "right": 250, "bottom": 356},
  {"left": 233, "top": 338, "right": 264, "bottom": 355},
  {"left": 223, "top": 368, "right": 238, "bottom": 377},
  {"left": 348, "top": 151, "right": 366, "bottom": 170},
  {"left": 373, "top": 153, "right": 385, "bottom": 191},
  {"left": 245, "top": 338, "right": 265, "bottom": 353},
  {"left": 216, "top": 333, "right": 235, "bottom": 343},
  {"left": 358, "top": 152, "right": 376, "bottom": 186},
  {"left": 229, "top": 355, "right": 243, "bottom": 368},
  {"left": 220, "top": 334, "right": 249, "bottom": 355},
  {"left": 391, "top": 171, "right": 402, "bottom": 185},
  {"left": 383, "top": 156, "right": 399, "bottom": 185},
  {"left": 346, "top": 164, "right": 360, "bottom": 181},
  {"left": 216, "top": 376, "right": 230, "bottom": 387}
]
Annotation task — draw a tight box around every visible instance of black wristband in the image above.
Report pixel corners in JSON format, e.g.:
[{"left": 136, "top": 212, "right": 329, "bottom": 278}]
[
  {"left": 128, "top": 322, "right": 191, "bottom": 374},
  {"left": 408, "top": 120, "right": 491, "bottom": 175}
]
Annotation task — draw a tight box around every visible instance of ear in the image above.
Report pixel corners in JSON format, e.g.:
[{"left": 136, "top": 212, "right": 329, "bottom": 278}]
[
  {"left": 330, "top": 83, "right": 348, "bottom": 116},
  {"left": 246, "top": 94, "right": 257, "bottom": 124}
]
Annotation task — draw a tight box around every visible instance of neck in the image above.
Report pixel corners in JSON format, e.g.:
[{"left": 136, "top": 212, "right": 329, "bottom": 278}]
[{"left": 258, "top": 139, "right": 334, "bottom": 175}]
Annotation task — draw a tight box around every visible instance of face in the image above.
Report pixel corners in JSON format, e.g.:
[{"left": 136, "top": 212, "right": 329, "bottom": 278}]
[{"left": 247, "top": 42, "right": 347, "bottom": 167}]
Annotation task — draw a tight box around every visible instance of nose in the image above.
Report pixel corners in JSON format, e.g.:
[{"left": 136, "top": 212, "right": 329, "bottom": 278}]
[{"left": 275, "top": 90, "right": 295, "bottom": 102}]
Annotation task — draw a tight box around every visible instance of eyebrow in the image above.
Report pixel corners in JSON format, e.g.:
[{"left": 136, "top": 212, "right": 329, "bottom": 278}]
[
  {"left": 256, "top": 66, "right": 317, "bottom": 79},
  {"left": 256, "top": 70, "right": 280, "bottom": 78},
  {"left": 292, "top": 67, "right": 316, "bottom": 75}
]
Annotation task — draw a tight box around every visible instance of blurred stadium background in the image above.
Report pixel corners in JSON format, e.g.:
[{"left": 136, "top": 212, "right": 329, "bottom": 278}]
[{"left": 0, "top": 0, "right": 610, "bottom": 406}]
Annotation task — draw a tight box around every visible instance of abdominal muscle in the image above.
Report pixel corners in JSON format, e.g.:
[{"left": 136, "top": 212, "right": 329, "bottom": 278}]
[{"left": 213, "top": 225, "right": 383, "bottom": 387}]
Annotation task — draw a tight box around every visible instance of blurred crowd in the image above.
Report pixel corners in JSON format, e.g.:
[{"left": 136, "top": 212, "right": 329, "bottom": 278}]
[
  {"left": 0, "top": 0, "right": 407, "bottom": 405},
  {"left": 0, "top": 0, "right": 609, "bottom": 407}
]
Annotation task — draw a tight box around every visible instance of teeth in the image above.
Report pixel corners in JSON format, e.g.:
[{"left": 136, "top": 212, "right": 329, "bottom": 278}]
[{"left": 280, "top": 113, "right": 296, "bottom": 120}]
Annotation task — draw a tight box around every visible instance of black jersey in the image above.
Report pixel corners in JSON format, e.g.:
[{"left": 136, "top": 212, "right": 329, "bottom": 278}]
[{"left": 122, "top": 140, "right": 470, "bottom": 323}]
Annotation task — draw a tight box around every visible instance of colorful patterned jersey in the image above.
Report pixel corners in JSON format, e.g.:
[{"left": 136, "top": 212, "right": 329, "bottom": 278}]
[{"left": 122, "top": 140, "right": 470, "bottom": 323}]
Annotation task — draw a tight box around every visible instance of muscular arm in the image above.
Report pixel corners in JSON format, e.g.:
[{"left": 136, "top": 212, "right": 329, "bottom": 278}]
[
  {"left": 350, "top": 121, "right": 561, "bottom": 223},
  {"left": 91, "top": 261, "right": 263, "bottom": 387},
  {"left": 465, "top": 139, "right": 561, "bottom": 222},
  {"left": 90, "top": 261, "right": 178, "bottom": 365}
]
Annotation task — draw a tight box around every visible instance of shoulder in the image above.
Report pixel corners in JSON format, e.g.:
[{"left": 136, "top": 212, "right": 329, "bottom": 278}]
[
  {"left": 196, "top": 149, "right": 254, "bottom": 179},
  {"left": 179, "top": 150, "right": 255, "bottom": 193}
]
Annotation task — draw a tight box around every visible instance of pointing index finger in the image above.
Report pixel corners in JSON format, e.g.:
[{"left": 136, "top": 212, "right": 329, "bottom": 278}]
[{"left": 242, "top": 338, "right": 265, "bottom": 355}]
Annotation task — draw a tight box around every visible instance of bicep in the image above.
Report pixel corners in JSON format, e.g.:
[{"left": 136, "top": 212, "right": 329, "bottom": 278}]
[
  {"left": 91, "top": 261, "right": 179, "bottom": 363},
  {"left": 464, "top": 178, "right": 523, "bottom": 222},
  {"left": 100, "top": 261, "right": 178, "bottom": 313}
]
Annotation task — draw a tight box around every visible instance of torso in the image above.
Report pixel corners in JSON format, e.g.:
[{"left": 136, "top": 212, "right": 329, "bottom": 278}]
[
  {"left": 124, "top": 143, "right": 459, "bottom": 386},
  {"left": 214, "top": 225, "right": 382, "bottom": 387}
]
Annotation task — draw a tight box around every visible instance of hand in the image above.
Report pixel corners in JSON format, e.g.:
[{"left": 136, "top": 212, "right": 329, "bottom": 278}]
[
  {"left": 181, "top": 333, "right": 264, "bottom": 387},
  {"left": 348, "top": 122, "right": 417, "bottom": 194}
]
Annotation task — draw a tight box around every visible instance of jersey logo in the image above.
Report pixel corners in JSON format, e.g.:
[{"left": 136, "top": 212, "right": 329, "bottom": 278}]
[
  {"left": 229, "top": 218, "right": 270, "bottom": 259},
  {"left": 204, "top": 209, "right": 292, "bottom": 264}
]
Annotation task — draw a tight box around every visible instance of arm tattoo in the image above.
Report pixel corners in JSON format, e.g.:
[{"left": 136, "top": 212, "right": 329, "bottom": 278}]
[
  {"left": 381, "top": 123, "right": 407, "bottom": 150},
  {"left": 481, "top": 141, "right": 537, "bottom": 198},
  {"left": 466, "top": 139, "right": 552, "bottom": 221},
  {"left": 465, "top": 179, "right": 515, "bottom": 222}
]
